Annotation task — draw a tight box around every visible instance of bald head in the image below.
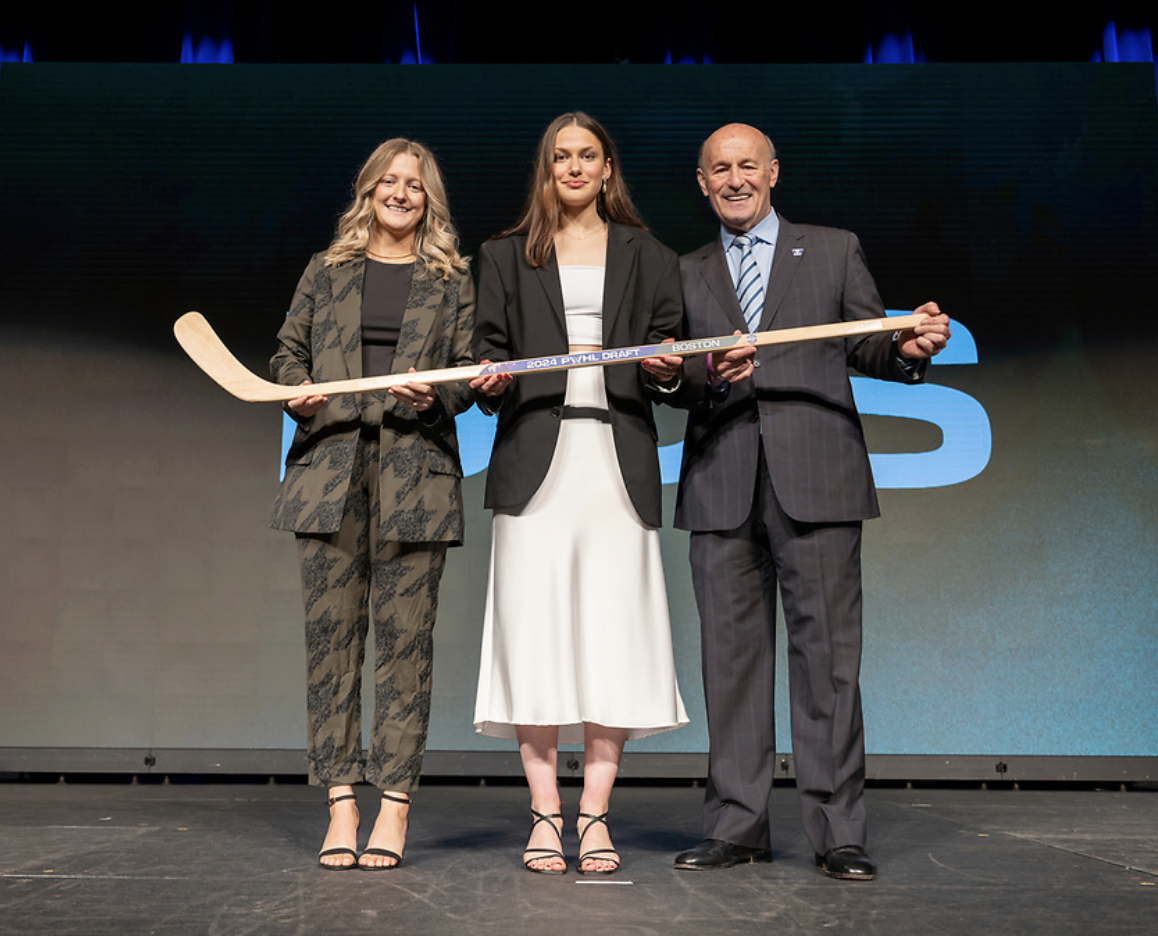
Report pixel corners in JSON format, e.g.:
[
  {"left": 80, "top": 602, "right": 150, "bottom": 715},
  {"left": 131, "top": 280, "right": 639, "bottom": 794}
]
[
  {"left": 698, "top": 124, "right": 777, "bottom": 171},
  {"left": 696, "top": 124, "right": 780, "bottom": 234}
]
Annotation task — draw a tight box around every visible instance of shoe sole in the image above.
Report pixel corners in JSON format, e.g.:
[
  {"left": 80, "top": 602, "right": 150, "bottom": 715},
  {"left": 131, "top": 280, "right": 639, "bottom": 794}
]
[
  {"left": 673, "top": 855, "right": 772, "bottom": 870},
  {"left": 822, "top": 869, "right": 876, "bottom": 881}
]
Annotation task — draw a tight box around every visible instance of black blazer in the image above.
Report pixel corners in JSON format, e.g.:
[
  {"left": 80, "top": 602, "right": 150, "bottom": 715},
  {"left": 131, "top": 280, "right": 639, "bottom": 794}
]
[
  {"left": 473, "top": 223, "right": 683, "bottom": 528},
  {"left": 673, "top": 217, "right": 924, "bottom": 530}
]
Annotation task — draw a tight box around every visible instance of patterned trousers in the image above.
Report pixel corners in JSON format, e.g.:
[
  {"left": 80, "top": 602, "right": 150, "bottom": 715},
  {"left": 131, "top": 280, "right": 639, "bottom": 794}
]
[{"left": 296, "top": 432, "right": 448, "bottom": 792}]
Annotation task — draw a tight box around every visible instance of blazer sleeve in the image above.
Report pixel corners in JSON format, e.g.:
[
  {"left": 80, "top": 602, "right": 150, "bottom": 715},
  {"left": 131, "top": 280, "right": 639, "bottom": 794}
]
[
  {"left": 271, "top": 254, "right": 322, "bottom": 388},
  {"left": 841, "top": 233, "right": 927, "bottom": 384},
  {"left": 473, "top": 239, "right": 526, "bottom": 417},
  {"left": 641, "top": 246, "right": 686, "bottom": 401},
  {"left": 270, "top": 253, "right": 328, "bottom": 429},
  {"left": 427, "top": 269, "right": 478, "bottom": 422},
  {"left": 473, "top": 240, "right": 513, "bottom": 365}
]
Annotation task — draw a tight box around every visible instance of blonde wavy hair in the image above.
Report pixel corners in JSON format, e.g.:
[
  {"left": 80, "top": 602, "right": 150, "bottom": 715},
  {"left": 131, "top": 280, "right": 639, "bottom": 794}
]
[
  {"left": 324, "top": 138, "right": 468, "bottom": 278},
  {"left": 502, "top": 112, "right": 647, "bottom": 269}
]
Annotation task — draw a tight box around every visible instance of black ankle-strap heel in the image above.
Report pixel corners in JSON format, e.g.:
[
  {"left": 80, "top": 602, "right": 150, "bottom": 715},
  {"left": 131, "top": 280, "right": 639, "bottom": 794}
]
[
  {"left": 359, "top": 791, "right": 410, "bottom": 871},
  {"left": 318, "top": 792, "right": 359, "bottom": 871}
]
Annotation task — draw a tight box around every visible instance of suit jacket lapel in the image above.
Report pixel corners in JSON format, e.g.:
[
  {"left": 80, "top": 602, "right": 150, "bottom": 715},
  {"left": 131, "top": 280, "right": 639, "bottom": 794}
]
[
  {"left": 393, "top": 266, "right": 444, "bottom": 373},
  {"left": 699, "top": 242, "right": 748, "bottom": 333},
  {"left": 601, "top": 223, "right": 636, "bottom": 341},
  {"left": 528, "top": 225, "right": 635, "bottom": 344},
  {"left": 534, "top": 251, "right": 566, "bottom": 336},
  {"left": 762, "top": 216, "right": 804, "bottom": 329},
  {"left": 330, "top": 257, "right": 365, "bottom": 380}
]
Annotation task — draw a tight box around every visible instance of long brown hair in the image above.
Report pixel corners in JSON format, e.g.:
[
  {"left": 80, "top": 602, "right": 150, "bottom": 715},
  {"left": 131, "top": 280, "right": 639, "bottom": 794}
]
[
  {"left": 502, "top": 112, "right": 646, "bottom": 268},
  {"left": 324, "top": 138, "right": 468, "bottom": 278}
]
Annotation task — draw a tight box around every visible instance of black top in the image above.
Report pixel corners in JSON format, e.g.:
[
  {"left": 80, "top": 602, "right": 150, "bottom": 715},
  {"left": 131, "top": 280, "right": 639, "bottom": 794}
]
[{"left": 361, "top": 260, "right": 414, "bottom": 377}]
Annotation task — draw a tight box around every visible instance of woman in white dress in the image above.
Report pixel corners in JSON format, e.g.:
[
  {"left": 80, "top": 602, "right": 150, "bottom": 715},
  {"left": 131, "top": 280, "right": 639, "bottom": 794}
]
[{"left": 470, "top": 112, "right": 688, "bottom": 875}]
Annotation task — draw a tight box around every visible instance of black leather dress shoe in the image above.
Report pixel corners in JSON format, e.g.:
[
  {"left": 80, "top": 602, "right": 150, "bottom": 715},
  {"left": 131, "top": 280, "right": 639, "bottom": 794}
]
[
  {"left": 674, "top": 839, "right": 773, "bottom": 870},
  {"left": 815, "top": 845, "right": 877, "bottom": 880}
]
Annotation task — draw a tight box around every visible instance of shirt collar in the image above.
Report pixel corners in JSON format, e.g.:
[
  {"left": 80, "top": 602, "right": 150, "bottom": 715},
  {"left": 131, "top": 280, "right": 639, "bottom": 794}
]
[{"left": 721, "top": 209, "right": 780, "bottom": 251}]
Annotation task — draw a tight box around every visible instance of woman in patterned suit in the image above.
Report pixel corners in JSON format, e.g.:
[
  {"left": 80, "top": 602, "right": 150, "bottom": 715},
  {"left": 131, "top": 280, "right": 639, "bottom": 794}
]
[{"left": 269, "top": 139, "right": 475, "bottom": 870}]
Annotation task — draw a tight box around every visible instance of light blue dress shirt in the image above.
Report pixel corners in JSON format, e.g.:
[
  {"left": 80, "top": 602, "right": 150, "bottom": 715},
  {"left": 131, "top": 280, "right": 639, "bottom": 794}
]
[{"left": 720, "top": 210, "right": 780, "bottom": 324}]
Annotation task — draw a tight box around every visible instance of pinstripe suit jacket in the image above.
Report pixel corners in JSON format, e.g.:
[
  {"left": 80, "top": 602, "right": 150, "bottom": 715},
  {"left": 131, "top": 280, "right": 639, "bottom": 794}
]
[
  {"left": 268, "top": 252, "right": 476, "bottom": 542},
  {"left": 673, "top": 216, "right": 924, "bottom": 531}
]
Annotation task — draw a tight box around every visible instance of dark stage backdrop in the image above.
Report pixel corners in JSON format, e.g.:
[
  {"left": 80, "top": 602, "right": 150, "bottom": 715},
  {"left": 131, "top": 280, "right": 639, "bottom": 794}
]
[{"left": 1, "top": 64, "right": 1155, "bottom": 766}]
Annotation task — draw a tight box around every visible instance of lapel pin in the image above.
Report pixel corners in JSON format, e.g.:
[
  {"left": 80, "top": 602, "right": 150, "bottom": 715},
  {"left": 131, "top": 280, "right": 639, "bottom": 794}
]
[{"left": 792, "top": 248, "right": 804, "bottom": 257}]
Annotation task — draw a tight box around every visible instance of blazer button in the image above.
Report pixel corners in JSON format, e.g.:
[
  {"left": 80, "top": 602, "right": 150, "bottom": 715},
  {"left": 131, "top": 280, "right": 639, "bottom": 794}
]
[
  {"left": 753, "top": 359, "right": 762, "bottom": 368},
  {"left": 551, "top": 406, "right": 561, "bottom": 418},
  {"left": 750, "top": 413, "right": 760, "bottom": 423}
]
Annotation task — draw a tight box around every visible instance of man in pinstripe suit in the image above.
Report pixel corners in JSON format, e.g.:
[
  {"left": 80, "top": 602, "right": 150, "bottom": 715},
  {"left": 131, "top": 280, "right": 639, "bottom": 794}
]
[{"left": 671, "top": 124, "right": 950, "bottom": 879}]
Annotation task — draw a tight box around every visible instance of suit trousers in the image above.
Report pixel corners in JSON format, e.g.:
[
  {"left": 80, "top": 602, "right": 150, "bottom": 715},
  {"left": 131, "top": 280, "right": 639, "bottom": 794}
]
[
  {"left": 296, "top": 427, "right": 447, "bottom": 793},
  {"left": 690, "top": 450, "right": 867, "bottom": 855}
]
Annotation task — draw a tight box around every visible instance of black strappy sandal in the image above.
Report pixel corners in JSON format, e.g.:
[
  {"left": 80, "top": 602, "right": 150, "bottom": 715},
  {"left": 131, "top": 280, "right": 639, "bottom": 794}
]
[
  {"left": 577, "top": 811, "right": 620, "bottom": 875},
  {"left": 318, "top": 792, "right": 359, "bottom": 871},
  {"left": 359, "top": 791, "right": 409, "bottom": 871},
  {"left": 524, "top": 808, "right": 567, "bottom": 874}
]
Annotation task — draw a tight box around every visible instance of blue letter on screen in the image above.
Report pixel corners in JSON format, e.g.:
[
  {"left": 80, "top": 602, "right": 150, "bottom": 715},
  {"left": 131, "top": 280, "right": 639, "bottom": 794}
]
[{"left": 853, "top": 312, "right": 990, "bottom": 489}]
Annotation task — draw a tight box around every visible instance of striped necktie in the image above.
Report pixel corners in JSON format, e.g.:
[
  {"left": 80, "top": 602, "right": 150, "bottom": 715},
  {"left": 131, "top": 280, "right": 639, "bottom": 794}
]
[{"left": 732, "top": 233, "right": 764, "bottom": 333}]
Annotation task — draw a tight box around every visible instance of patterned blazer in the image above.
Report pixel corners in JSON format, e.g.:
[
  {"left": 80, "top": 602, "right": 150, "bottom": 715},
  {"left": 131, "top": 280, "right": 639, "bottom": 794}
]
[
  {"left": 674, "top": 217, "right": 924, "bottom": 531},
  {"left": 269, "top": 251, "right": 476, "bottom": 543}
]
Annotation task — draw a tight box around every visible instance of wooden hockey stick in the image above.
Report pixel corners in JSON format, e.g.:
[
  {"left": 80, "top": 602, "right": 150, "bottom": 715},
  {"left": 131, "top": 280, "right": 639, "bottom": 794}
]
[{"left": 174, "top": 310, "right": 930, "bottom": 403}]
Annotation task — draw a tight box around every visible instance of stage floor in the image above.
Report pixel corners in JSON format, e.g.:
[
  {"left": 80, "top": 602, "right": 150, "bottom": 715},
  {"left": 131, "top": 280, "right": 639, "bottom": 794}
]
[{"left": 1, "top": 780, "right": 1154, "bottom": 935}]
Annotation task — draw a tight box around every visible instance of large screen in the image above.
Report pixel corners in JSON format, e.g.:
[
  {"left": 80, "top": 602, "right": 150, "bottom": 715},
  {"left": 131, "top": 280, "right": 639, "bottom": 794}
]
[{"left": 1, "top": 63, "right": 1155, "bottom": 769}]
